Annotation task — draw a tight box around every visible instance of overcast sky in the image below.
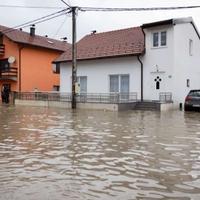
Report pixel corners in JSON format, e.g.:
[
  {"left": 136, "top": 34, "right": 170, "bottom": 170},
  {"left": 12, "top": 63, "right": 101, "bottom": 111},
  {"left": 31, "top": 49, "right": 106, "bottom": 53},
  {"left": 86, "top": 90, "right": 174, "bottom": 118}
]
[{"left": 0, "top": 0, "right": 200, "bottom": 42}]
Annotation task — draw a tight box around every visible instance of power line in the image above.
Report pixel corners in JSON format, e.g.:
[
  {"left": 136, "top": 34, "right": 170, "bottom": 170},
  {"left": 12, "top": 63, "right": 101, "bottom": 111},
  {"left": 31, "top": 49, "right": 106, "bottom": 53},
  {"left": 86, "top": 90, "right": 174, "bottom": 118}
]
[
  {"left": 0, "top": 4, "right": 64, "bottom": 9},
  {"left": 22, "top": 12, "right": 70, "bottom": 29},
  {"left": 53, "top": 15, "right": 68, "bottom": 38},
  {"left": 0, "top": 4, "right": 199, "bottom": 40},
  {"left": 2, "top": 8, "right": 70, "bottom": 34},
  {"left": 79, "top": 5, "right": 200, "bottom": 12},
  {"left": 60, "top": 0, "right": 71, "bottom": 8}
]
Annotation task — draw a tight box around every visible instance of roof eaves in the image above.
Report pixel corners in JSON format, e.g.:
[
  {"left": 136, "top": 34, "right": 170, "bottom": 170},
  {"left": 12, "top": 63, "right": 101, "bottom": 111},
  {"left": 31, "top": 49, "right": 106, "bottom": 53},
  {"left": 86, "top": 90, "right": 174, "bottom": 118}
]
[
  {"left": 53, "top": 52, "right": 143, "bottom": 64},
  {"left": 142, "top": 19, "right": 173, "bottom": 29},
  {"left": 11, "top": 39, "right": 67, "bottom": 52}
]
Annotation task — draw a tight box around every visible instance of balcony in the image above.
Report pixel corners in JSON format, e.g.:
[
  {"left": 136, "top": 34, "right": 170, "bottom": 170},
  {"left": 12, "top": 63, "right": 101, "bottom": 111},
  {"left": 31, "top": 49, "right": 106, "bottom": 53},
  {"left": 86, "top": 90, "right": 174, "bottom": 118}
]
[
  {"left": 0, "top": 44, "right": 5, "bottom": 56},
  {"left": 0, "top": 67, "right": 18, "bottom": 81}
]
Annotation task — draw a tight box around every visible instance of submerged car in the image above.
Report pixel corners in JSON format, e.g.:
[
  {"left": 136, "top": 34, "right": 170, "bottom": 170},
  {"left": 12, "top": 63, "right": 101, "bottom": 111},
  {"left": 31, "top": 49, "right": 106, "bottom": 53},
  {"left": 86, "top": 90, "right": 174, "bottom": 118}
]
[{"left": 184, "top": 90, "right": 200, "bottom": 111}]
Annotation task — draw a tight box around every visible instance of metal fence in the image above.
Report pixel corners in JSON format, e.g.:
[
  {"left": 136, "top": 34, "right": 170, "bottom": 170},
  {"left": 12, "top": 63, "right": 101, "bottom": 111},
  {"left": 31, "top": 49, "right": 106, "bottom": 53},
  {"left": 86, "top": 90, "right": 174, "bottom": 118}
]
[
  {"left": 14, "top": 92, "right": 138, "bottom": 104},
  {"left": 159, "top": 92, "right": 173, "bottom": 102}
]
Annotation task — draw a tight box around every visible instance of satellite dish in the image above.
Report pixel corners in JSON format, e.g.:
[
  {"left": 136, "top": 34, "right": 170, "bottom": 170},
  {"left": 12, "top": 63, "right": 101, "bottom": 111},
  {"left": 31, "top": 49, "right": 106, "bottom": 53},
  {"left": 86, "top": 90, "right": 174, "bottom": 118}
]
[{"left": 8, "top": 56, "right": 16, "bottom": 64}]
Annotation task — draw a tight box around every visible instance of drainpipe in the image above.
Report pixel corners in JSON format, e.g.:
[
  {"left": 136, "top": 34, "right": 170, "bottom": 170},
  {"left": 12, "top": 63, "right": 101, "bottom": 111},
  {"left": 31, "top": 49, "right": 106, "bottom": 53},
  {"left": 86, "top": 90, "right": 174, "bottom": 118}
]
[
  {"left": 137, "top": 27, "right": 146, "bottom": 102},
  {"left": 137, "top": 55, "right": 143, "bottom": 102},
  {"left": 18, "top": 45, "right": 24, "bottom": 92}
]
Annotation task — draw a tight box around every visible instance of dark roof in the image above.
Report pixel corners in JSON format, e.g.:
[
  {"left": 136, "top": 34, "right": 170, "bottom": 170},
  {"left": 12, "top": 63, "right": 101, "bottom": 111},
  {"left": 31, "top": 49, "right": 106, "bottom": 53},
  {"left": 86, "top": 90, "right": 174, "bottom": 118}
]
[
  {"left": 0, "top": 25, "right": 71, "bottom": 52},
  {"left": 54, "top": 27, "right": 145, "bottom": 63}
]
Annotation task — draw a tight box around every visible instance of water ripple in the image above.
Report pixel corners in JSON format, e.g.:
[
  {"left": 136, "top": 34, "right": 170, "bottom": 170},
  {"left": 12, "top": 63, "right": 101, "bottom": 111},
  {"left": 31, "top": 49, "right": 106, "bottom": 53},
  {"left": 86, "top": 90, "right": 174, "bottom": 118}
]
[{"left": 0, "top": 107, "right": 200, "bottom": 199}]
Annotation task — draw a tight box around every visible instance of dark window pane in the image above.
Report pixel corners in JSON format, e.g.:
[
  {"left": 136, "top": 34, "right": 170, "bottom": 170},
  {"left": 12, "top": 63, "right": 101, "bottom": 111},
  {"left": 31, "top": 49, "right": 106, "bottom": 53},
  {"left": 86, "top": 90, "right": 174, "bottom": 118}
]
[
  {"left": 161, "top": 31, "right": 167, "bottom": 46},
  {"left": 110, "top": 75, "right": 119, "bottom": 93},
  {"left": 80, "top": 76, "right": 87, "bottom": 93},
  {"left": 120, "top": 75, "right": 129, "bottom": 93},
  {"left": 153, "top": 32, "right": 159, "bottom": 47}
]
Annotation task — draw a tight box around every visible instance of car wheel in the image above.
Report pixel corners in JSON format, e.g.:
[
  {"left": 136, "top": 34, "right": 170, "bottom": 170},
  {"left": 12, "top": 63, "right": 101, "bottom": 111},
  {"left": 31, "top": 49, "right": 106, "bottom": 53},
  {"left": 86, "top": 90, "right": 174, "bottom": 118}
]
[{"left": 184, "top": 105, "right": 191, "bottom": 111}]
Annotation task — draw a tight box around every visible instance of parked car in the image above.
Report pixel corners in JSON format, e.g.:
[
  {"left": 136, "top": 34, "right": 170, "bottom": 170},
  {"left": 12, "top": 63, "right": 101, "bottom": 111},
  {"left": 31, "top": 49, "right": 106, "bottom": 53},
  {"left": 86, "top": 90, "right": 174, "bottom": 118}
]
[{"left": 184, "top": 90, "right": 200, "bottom": 111}]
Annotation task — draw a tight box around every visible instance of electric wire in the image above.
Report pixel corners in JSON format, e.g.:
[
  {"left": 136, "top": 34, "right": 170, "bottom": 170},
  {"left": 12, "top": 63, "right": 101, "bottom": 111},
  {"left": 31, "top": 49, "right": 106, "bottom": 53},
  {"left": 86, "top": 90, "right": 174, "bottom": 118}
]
[
  {"left": 0, "top": 3, "right": 199, "bottom": 38},
  {"left": 2, "top": 8, "right": 71, "bottom": 34},
  {"left": 53, "top": 15, "right": 68, "bottom": 38},
  {"left": 60, "top": 0, "right": 71, "bottom": 8},
  {"left": 79, "top": 5, "right": 200, "bottom": 12}
]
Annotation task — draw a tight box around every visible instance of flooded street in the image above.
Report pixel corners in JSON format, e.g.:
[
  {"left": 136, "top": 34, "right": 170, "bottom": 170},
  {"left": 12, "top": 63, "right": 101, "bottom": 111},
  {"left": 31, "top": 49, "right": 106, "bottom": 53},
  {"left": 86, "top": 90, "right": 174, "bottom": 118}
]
[{"left": 0, "top": 105, "right": 200, "bottom": 200}]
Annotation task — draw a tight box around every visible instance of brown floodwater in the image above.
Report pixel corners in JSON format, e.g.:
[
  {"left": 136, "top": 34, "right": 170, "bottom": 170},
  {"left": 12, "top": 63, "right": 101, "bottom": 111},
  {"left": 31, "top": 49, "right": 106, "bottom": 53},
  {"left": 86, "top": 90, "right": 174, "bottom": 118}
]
[{"left": 0, "top": 105, "right": 200, "bottom": 200}]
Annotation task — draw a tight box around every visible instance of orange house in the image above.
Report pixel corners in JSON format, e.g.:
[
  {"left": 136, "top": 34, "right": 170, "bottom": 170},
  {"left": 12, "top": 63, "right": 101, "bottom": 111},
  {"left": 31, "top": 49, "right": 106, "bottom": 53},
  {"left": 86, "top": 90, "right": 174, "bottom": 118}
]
[{"left": 0, "top": 25, "right": 70, "bottom": 92}]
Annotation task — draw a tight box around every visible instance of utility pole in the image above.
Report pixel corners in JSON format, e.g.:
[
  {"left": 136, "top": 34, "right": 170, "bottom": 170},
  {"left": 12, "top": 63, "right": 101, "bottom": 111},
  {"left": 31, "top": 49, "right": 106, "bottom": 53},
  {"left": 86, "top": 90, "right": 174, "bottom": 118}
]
[{"left": 71, "top": 6, "right": 77, "bottom": 109}]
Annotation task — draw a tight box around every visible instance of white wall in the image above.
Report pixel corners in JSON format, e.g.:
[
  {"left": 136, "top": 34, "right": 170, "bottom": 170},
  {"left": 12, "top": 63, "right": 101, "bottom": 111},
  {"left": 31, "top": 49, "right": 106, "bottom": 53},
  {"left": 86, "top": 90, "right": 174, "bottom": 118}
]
[
  {"left": 142, "top": 25, "right": 174, "bottom": 101},
  {"left": 60, "top": 56, "right": 141, "bottom": 97},
  {"left": 173, "top": 22, "right": 200, "bottom": 105}
]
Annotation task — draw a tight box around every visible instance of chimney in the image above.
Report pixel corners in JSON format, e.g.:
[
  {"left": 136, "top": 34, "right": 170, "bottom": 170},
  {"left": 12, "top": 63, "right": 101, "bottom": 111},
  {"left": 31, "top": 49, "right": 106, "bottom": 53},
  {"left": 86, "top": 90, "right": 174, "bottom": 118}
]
[
  {"left": 30, "top": 24, "right": 35, "bottom": 36},
  {"left": 91, "top": 30, "right": 97, "bottom": 34},
  {"left": 61, "top": 37, "right": 67, "bottom": 42}
]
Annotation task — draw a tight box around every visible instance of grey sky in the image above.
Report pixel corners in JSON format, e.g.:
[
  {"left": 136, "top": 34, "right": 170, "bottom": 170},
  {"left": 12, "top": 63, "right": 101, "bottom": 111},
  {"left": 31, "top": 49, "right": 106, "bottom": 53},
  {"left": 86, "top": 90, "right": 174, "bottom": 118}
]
[{"left": 0, "top": 0, "right": 200, "bottom": 42}]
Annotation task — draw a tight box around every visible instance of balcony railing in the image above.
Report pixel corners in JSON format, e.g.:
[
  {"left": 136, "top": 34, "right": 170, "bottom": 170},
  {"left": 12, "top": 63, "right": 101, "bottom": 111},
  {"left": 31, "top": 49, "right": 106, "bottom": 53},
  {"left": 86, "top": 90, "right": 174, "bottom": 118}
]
[
  {"left": 0, "top": 67, "right": 18, "bottom": 81},
  {"left": 0, "top": 44, "right": 5, "bottom": 56},
  {"left": 14, "top": 92, "right": 138, "bottom": 104}
]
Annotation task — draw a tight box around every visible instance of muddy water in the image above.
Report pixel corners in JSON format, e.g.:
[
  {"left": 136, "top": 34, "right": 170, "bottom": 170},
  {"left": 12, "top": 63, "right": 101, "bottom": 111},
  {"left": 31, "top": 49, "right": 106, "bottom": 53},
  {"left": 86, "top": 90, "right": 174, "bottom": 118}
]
[{"left": 0, "top": 106, "right": 200, "bottom": 200}]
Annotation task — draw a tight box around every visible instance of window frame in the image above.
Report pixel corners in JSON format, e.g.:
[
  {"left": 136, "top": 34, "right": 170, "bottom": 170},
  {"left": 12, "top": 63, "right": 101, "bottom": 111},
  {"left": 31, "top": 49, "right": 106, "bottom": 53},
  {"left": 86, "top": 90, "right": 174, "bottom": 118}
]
[
  {"left": 109, "top": 74, "right": 130, "bottom": 93},
  {"left": 152, "top": 30, "right": 167, "bottom": 48},
  {"left": 77, "top": 76, "right": 87, "bottom": 94}
]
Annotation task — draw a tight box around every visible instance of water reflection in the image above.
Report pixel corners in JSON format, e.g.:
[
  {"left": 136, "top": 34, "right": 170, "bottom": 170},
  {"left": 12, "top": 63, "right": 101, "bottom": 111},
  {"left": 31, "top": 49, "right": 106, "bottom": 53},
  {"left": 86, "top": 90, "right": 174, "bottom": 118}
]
[{"left": 0, "top": 106, "right": 200, "bottom": 199}]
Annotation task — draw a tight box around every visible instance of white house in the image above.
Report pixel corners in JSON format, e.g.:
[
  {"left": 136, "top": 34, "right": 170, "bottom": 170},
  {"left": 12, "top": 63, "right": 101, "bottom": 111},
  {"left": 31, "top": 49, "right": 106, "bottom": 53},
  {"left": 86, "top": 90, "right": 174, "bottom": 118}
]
[{"left": 53, "top": 17, "right": 200, "bottom": 109}]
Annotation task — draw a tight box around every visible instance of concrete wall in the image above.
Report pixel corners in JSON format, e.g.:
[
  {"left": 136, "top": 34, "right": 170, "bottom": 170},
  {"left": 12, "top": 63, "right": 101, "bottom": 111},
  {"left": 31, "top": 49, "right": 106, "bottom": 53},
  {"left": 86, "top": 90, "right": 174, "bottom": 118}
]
[
  {"left": 142, "top": 25, "right": 174, "bottom": 101},
  {"left": 142, "top": 21, "right": 200, "bottom": 105},
  {"left": 21, "top": 46, "right": 60, "bottom": 92},
  {"left": 173, "top": 22, "right": 200, "bottom": 105},
  {"left": 15, "top": 99, "right": 174, "bottom": 111},
  {"left": 15, "top": 99, "right": 135, "bottom": 111},
  {"left": 60, "top": 56, "right": 141, "bottom": 98}
]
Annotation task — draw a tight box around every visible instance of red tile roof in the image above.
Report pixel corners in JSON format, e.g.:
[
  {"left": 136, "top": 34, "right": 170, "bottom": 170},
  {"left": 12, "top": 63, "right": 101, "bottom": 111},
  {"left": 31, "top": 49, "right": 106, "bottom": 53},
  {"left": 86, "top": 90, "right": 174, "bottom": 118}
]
[
  {"left": 54, "top": 26, "right": 144, "bottom": 62},
  {"left": 0, "top": 25, "right": 70, "bottom": 51}
]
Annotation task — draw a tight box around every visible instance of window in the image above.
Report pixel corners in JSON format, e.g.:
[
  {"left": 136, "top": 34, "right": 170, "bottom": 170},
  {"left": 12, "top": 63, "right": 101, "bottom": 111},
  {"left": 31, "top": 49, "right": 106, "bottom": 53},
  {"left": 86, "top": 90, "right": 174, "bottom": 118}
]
[
  {"left": 53, "top": 63, "right": 60, "bottom": 74},
  {"left": 152, "top": 31, "right": 167, "bottom": 47},
  {"left": 161, "top": 31, "right": 167, "bottom": 46},
  {"left": 0, "top": 59, "right": 10, "bottom": 71},
  {"left": 53, "top": 85, "right": 60, "bottom": 91},
  {"left": 153, "top": 32, "right": 159, "bottom": 47},
  {"left": 0, "top": 34, "right": 3, "bottom": 45},
  {"left": 110, "top": 75, "right": 119, "bottom": 93},
  {"left": 189, "top": 39, "right": 193, "bottom": 56},
  {"left": 77, "top": 76, "right": 87, "bottom": 93},
  {"left": 110, "top": 74, "right": 129, "bottom": 93},
  {"left": 187, "top": 79, "right": 190, "bottom": 88}
]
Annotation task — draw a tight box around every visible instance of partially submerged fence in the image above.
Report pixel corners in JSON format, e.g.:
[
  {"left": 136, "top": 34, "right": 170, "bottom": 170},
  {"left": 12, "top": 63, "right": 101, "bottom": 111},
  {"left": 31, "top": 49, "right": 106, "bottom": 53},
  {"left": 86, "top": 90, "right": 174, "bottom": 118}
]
[
  {"left": 14, "top": 92, "right": 173, "bottom": 104},
  {"left": 14, "top": 92, "right": 138, "bottom": 104},
  {"left": 159, "top": 92, "right": 173, "bottom": 102}
]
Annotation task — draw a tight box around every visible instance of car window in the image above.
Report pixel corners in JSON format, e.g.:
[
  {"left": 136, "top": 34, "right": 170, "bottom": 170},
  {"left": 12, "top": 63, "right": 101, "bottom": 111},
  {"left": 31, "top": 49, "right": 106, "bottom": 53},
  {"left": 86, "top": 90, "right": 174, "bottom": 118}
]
[{"left": 189, "top": 91, "right": 200, "bottom": 97}]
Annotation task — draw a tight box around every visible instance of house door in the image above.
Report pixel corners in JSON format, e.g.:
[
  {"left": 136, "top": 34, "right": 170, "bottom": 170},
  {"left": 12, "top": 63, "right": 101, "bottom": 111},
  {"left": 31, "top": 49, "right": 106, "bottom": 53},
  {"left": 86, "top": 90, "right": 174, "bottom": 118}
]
[
  {"left": 150, "top": 74, "right": 165, "bottom": 101},
  {"left": 2, "top": 83, "right": 11, "bottom": 92}
]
